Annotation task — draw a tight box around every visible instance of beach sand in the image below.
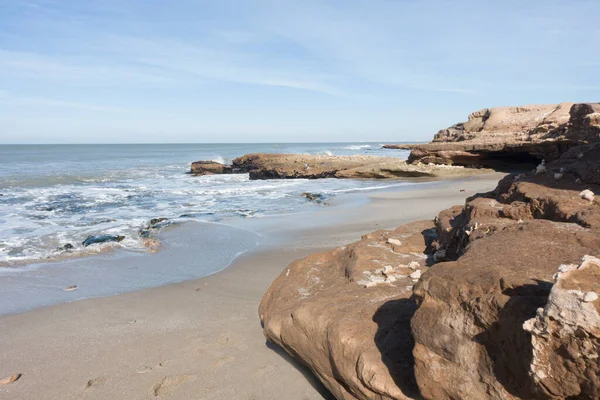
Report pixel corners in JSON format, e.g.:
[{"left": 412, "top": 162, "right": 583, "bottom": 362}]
[{"left": 0, "top": 174, "right": 503, "bottom": 400}]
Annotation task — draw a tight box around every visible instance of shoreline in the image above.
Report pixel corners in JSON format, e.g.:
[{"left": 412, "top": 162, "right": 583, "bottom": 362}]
[
  {"left": 0, "top": 173, "right": 501, "bottom": 317},
  {"left": 0, "top": 174, "right": 503, "bottom": 400}
]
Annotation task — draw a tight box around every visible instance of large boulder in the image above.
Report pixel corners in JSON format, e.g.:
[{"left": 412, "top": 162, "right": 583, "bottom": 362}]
[{"left": 259, "top": 220, "right": 437, "bottom": 400}]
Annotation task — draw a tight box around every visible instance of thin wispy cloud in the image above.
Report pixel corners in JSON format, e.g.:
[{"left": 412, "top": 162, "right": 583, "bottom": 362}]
[
  {"left": 0, "top": 90, "right": 138, "bottom": 112},
  {"left": 0, "top": 0, "right": 599, "bottom": 143}
]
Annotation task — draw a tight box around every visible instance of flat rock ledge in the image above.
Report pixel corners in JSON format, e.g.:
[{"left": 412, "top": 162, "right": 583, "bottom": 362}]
[
  {"left": 191, "top": 154, "right": 492, "bottom": 180},
  {"left": 259, "top": 140, "right": 600, "bottom": 400},
  {"left": 383, "top": 102, "right": 600, "bottom": 170}
]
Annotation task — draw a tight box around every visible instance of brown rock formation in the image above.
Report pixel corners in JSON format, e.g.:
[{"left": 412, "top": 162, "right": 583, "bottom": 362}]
[
  {"left": 523, "top": 255, "right": 600, "bottom": 399},
  {"left": 190, "top": 160, "right": 233, "bottom": 175},
  {"left": 259, "top": 220, "right": 437, "bottom": 399},
  {"left": 260, "top": 139, "right": 600, "bottom": 400},
  {"left": 193, "top": 154, "right": 491, "bottom": 180},
  {"left": 411, "top": 144, "right": 600, "bottom": 400},
  {"left": 383, "top": 102, "right": 600, "bottom": 169}
]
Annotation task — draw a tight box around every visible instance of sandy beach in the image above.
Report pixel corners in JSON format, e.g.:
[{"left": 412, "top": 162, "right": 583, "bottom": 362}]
[{"left": 0, "top": 174, "right": 503, "bottom": 400}]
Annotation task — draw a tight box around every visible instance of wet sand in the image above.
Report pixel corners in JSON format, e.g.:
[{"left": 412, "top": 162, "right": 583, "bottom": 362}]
[{"left": 0, "top": 174, "right": 503, "bottom": 400}]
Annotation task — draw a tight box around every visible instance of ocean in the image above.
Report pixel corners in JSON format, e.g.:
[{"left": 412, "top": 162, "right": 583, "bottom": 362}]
[{"left": 0, "top": 142, "right": 413, "bottom": 314}]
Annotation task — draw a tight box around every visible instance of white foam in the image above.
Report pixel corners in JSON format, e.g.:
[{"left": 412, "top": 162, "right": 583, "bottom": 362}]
[
  {"left": 0, "top": 143, "right": 423, "bottom": 266},
  {"left": 210, "top": 155, "right": 226, "bottom": 164}
]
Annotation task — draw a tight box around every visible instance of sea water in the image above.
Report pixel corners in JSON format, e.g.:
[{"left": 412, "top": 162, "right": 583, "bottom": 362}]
[{"left": 0, "top": 143, "right": 411, "bottom": 314}]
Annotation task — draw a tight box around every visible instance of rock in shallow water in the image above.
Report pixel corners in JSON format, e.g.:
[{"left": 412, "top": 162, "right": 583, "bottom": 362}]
[
  {"left": 82, "top": 235, "right": 125, "bottom": 247},
  {"left": 57, "top": 243, "right": 74, "bottom": 252},
  {"left": 301, "top": 192, "right": 328, "bottom": 204}
]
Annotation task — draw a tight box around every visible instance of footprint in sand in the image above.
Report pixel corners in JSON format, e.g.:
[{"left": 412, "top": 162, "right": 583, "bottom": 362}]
[
  {"left": 215, "top": 332, "right": 248, "bottom": 351},
  {"left": 156, "top": 360, "right": 173, "bottom": 368},
  {"left": 210, "top": 355, "right": 236, "bottom": 368},
  {"left": 195, "top": 332, "right": 248, "bottom": 353},
  {"left": 136, "top": 365, "right": 152, "bottom": 374},
  {"left": 84, "top": 377, "right": 106, "bottom": 390},
  {"left": 150, "top": 375, "right": 195, "bottom": 397}
]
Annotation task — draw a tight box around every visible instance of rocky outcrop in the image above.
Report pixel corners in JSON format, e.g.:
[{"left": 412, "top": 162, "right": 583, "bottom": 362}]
[
  {"left": 190, "top": 161, "right": 233, "bottom": 175},
  {"left": 193, "top": 154, "right": 491, "bottom": 180},
  {"left": 383, "top": 102, "right": 600, "bottom": 169},
  {"left": 410, "top": 143, "right": 600, "bottom": 400},
  {"left": 260, "top": 139, "right": 600, "bottom": 400},
  {"left": 259, "top": 220, "right": 437, "bottom": 399}
]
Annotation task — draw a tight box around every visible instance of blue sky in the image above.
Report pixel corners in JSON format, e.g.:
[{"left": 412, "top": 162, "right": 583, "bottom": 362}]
[{"left": 0, "top": 0, "right": 599, "bottom": 144}]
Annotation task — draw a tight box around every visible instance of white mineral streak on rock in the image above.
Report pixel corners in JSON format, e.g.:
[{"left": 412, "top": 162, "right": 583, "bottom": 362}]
[
  {"left": 523, "top": 255, "right": 600, "bottom": 387},
  {"left": 409, "top": 270, "right": 422, "bottom": 280},
  {"left": 580, "top": 189, "right": 595, "bottom": 202},
  {"left": 408, "top": 261, "right": 420, "bottom": 270},
  {"left": 535, "top": 160, "right": 546, "bottom": 174},
  {"left": 387, "top": 238, "right": 402, "bottom": 246}
]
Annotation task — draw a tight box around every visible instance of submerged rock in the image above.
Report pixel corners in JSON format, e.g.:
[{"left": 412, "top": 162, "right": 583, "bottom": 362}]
[
  {"left": 301, "top": 192, "right": 328, "bottom": 204},
  {"left": 139, "top": 217, "right": 170, "bottom": 238},
  {"left": 82, "top": 235, "right": 125, "bottom": 247},
  {"left": 138, "top": 229, "right": 151, "bottom": 238},
  {"left": 149, "top": 217, "right": 168, "bottom": 226},
  {"left": 57, "top": 243, "right": 74, "bottom": 252}
]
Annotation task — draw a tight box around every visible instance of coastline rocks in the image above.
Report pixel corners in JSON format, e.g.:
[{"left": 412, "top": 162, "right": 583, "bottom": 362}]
[
  {"left": 523, "top": 255, "right": 600, "bottom": 399},
  {"left": 260, "top": 139, "right": 600, "bottom": 399},
  {"left": 384, "top": 103, "right": 600, "bottom": 169},
  {"left": 190, "top": 160, "right": 233, "bottom": 175},
  {"left": 191, "top": 154, "right": 493, "bottom": 180},
  {"left": 82, "top": 234, "right": 125, "bottom": 247},
  {"left": 259, "top": 220, "right": 437, "bottom": 399},
  {"left": 410, "top": 143, "right": 600, "bottom": 399},
  {"left": 232, "top": 154, "right": 490, "bottom": 180}
]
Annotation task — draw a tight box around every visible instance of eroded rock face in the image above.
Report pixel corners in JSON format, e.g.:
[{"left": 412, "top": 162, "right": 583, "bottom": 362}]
[
  {"left": 259, "top": 220, "right": 437, "bottom": 400},
  {"left": 260, "top": 139, "right": 600, "bottom": 400},
  {"left": 411, "top": 143, "right": 600, "bottom": 400},
  {"left": 190, "top": 160, "right": 233, "bottom": 175},
  {"left": 523, "top": 256, "right": 600, "bottom": 399},
  {"left": 191, "top": 153, "right": 491, "bottom": 180},
  {"left": 191, "top": 154, "right": 487, "bottom": 180},
  {"left": 233, "top": 153, "right": 488, "bottom": 180},
  {"left": 383, "top": 103, "right": 600, "bottom": 169}
]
